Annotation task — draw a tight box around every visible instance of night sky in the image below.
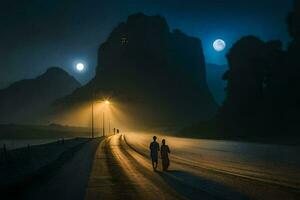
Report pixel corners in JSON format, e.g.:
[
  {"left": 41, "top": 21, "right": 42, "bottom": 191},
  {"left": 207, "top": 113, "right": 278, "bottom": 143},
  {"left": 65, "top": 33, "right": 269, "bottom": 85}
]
[{"left": 0, "top": 0, "right": 293, "bottom": 88}]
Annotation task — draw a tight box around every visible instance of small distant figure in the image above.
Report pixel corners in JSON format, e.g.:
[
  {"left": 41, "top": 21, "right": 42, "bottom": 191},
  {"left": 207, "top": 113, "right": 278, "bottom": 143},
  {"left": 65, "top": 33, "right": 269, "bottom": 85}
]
[
  {"left": 149, "top": 136, "right": 160, "bottom": 170},
  {"left": 161, "top": 139, "right": 170, "bottom": 171}
]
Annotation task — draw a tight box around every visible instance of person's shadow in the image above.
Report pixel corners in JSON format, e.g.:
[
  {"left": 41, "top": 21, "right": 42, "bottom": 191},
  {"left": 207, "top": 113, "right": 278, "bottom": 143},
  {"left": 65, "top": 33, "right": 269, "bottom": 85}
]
[{"left": 156, "top": 170, "right": 249, "bottom": 200}]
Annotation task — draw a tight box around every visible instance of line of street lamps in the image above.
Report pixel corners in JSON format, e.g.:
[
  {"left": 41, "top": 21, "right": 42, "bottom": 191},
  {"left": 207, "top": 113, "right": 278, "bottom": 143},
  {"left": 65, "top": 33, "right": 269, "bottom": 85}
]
[{"left": 91, "top": 99, "right": 111, "bottom": 138}]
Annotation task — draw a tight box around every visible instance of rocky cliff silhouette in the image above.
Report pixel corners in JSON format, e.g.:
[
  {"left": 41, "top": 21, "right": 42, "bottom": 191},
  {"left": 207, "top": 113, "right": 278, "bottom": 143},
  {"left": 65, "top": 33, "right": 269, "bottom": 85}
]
[
  {"left": 0, "top": 67, "right": 81, "bottom": 124},
  {"left": 218, "top": 0, "right": 300, "bottom": 138},
  {"left": 58, "top": 13, "right": 217, "bottom": 128}
]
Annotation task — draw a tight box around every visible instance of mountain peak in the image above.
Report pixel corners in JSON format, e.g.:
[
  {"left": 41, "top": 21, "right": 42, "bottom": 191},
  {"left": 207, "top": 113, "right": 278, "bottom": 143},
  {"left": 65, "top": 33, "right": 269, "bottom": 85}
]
[
  {"left": 44, "top": 66, "right": 70, "bottom": 77},
  {"left": 46, "top": 66, "right": 65, "bottom": 73},
  {"left": 0, "top": 66, "right": 81, "bottom": 124},
  {"left": 82, "top": 13, "right": 217, "bottom": 126}
]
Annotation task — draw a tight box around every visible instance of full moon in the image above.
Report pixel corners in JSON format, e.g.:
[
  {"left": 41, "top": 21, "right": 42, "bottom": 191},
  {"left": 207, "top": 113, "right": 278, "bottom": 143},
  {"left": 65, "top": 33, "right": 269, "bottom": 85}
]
[
  {"left": 213, "top": 39, "right": 226, "bottom": 51},
  {"left": 76, "top": 63, "right": 85, "bottom": 71}
]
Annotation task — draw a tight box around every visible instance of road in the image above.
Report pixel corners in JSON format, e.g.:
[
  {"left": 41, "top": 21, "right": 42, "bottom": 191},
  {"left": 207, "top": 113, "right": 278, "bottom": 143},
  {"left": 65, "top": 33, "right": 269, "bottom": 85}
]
[
  {"left": 85, "top": 133, "right": 300, "bottom": 200},
  {"left": 85, "top": 134, "right": 183, "bottom": 200},
  {"left": 17, "top": 133, "right": 299, "bottom": 200},
  {"left": 23, "top": 138, "right": 102, "bottom": 200}
]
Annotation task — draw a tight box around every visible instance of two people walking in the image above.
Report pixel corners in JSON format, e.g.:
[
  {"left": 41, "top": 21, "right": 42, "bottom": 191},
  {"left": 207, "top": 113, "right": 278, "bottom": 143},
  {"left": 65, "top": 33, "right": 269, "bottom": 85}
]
[{"left": 149, "top": 136, "right": 170, "bottom": 171}]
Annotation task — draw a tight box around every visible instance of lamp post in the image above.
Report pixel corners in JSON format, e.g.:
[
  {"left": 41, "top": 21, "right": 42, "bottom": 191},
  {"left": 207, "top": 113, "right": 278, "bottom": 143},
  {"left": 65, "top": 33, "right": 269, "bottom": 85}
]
[
  {"left": 91, "top": 90, "right": 96, "bottom": 139},
  {"left": 102, "top": 100, "right": 110, "bottom": 137},
  {"left": 108, "top": 116, "right": 111, "bottom": 136},
  {"left": 102, "top": 112, "right": 105, "bottom": 136},
  {"left": 92, "top": 100, "right": 94, "bottom": 139},
  {"left": 92, "top": 99, "right": 110, "bottom": 138}
]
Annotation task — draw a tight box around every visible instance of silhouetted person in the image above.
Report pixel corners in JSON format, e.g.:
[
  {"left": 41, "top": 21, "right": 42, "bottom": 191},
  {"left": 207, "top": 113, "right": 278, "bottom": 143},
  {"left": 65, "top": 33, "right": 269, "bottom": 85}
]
[
  {"left": 161, "top": 139, "right": 170, "bottom": 171},
  {"left": 149, "top": 136, "right": 159, "bottom": 170}
]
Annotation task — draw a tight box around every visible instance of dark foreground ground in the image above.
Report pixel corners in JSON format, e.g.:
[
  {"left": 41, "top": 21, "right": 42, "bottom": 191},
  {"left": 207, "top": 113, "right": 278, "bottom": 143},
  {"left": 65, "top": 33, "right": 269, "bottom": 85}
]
[
  {"left": 1, "top": 134, "right": 299, "bottom": 200},
  {"left": 0, "top": 138, "right": 101, "bottom": 199}
]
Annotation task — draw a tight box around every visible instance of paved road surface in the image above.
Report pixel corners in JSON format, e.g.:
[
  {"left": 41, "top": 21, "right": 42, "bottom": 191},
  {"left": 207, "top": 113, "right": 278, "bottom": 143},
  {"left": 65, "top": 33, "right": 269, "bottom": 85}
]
[
  {"left": 85, "top": 134, "right": 184, "bottom": 200},
  {"left": 124, "top": 132, "right": 300, "bottom": 199},
  {"left": 22, "top": 133, "right": 300, "bottom": 200},
  {"left": 86, "top": 133, "right": 300, "bottom": 200}
]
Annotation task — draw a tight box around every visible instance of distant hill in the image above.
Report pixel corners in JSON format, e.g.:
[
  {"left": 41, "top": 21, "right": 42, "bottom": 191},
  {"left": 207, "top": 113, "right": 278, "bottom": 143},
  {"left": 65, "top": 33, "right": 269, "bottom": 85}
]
[
  {"left": 56, "top": 13, "right": 218, "bottom": 128},
  {"left": 0, "top": 124, "right": 90, "bottom": 139},
  {"left": 0, "top": 81, "right": 12, "bottom": 90},
  {"left": 0, "top": 67, "right": 81, "bottom": 124},
  {"left": 206, "top": 63, "right": 228, "bottom": 105}
]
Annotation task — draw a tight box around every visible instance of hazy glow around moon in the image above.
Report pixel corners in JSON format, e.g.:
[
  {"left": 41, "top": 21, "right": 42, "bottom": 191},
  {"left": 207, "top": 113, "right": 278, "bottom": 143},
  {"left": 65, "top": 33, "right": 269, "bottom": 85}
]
[
  {"left": 213, "top": 39, "right": 226, "bottom": 51},
  {"left": 76, "top": 63, "right": 85, "bottom": 71}
]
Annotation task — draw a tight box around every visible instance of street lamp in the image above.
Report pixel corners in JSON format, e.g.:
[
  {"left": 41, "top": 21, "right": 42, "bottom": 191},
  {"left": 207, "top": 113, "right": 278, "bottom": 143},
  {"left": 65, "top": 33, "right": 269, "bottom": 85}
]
[
  {"left": 102, "top": 112, "right": 105, "bottom": 136},
  {"left": 92, "top": 98, "right": 111, "bottom": 138},
  {"left": 102, "top": 99, "right": 111, "bottom": 137},
  {"left": 91, "top": 96, "right": 95, "bottom": 139}
]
